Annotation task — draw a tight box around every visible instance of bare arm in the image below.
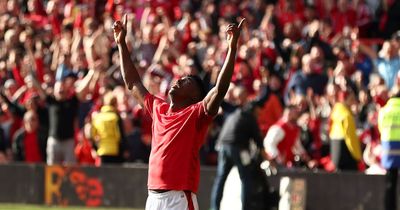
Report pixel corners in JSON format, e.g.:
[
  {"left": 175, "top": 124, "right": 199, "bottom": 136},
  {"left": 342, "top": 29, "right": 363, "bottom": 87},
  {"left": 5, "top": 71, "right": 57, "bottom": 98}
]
[
  {"left": 75, "top": 68, "right": 97, "bottom": 101},
  {"left": 71, "top": 29, "right": 82, "bottom": 67},
  {"left": 50, "top": 37, "right": 61, "bottom": 71},
  {"left": 113, "top": 15, "right": 149, "bottom": 106},
  {"left": 260, "top": 5, "right": 274, "bottom": 32},
  {"left": 75, "top": 57, "right": 103, "bottom": 101},
  {"left": 140, "top": 7, "right": 151, "bottom": 32},
  {"left": 203, "top": 19, "right": 245, "bottom": 115},
  {"left": 358, "top": 41, "right": 378, "bottom": 60},
  {"left": 152, "top": 35, "right": 168, "bottom": 63}
]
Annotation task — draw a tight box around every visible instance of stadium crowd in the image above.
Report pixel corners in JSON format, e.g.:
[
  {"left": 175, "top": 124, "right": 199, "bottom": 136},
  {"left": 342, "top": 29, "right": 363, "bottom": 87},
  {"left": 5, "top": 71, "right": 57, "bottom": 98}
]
[{"left": 0, "top": 0, "right": 399, "bottom": 173}]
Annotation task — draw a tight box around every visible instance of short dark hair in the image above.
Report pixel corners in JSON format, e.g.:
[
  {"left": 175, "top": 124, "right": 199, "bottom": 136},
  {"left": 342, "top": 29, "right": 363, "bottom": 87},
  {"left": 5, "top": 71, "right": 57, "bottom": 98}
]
[{"left": 187, "top": 75, "right": 207, "bottom": 100}]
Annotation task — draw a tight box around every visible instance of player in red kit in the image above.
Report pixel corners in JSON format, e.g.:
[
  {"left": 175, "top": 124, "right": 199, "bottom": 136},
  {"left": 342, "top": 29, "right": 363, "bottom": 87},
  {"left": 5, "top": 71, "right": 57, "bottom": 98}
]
[{"left": 113, "top": 14, "right": 244, "bottom": 210}]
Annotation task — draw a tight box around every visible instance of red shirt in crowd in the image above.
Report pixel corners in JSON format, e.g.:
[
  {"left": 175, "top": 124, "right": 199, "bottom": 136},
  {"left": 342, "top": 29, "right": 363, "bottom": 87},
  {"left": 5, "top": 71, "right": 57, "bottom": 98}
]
[
  {"left": 144, "top": 93, "right": 213, "bottom": 193},
  {"left": 330, "top": 7, "right": 357, "bottom": 33},
  {"left": 24, "top": 131, "right": 42, "bottom": 163},
  {"left": 275, "top": 120, "right": 300, "bottom": 165}
]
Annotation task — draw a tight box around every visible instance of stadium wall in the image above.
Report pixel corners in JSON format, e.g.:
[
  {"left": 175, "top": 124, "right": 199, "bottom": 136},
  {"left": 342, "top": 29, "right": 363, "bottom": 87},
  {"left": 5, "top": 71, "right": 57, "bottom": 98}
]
[{"left": 0, "top": 164, "right": 390, "bottom": 210}]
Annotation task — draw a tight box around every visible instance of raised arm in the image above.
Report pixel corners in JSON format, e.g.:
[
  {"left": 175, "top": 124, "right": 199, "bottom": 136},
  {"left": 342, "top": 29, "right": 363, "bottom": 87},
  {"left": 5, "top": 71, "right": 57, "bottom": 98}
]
[
  {"left": 75, "top": 64, "right": 100, "bottom": 101},
  {"left": 203, "top": 19, "right": 245, "bottom": 115},
  {"left": 358, "top": 41, "right": 378, "bottom": 60},
  {"left": 113, "top": 14, "right": 149, "bottom": 106}
]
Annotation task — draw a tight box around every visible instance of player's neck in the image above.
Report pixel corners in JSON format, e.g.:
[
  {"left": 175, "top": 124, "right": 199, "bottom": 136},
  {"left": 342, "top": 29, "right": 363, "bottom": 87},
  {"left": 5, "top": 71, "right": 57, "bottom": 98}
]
[{"left": 169, "top": 99, "right": 194, "bottom": 112}]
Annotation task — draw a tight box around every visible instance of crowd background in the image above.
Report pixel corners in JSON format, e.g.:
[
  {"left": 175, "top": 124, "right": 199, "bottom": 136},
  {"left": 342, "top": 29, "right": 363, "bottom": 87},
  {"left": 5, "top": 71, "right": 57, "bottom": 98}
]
[{"left": 0, "top": 0, "right": 399, "bottom": 173}]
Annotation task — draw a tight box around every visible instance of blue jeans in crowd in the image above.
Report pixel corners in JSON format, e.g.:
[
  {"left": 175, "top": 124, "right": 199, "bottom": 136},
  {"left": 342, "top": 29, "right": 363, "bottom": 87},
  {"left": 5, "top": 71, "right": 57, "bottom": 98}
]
[{"left": 210, "top": 144, "right": 253, "bottom": 210}]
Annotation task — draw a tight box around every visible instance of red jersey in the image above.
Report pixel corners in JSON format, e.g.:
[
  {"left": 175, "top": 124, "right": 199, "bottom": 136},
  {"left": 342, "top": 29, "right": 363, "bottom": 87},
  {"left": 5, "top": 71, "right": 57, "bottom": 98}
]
[
  {"left": 24, "top": 131, "right": 43, "bottom": 163},
  {"left": 276, "top": 120, "right": 300, "bottom": 165},
  {"left": 144, "top": 94, "right": 213, "bottom": 193}
]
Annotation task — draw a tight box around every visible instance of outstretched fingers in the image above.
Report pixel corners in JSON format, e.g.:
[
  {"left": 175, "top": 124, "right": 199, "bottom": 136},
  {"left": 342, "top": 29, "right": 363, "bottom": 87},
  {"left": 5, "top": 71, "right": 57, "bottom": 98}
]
[
  {"left": 237, "top": 18, "right": 245, "bottom": 30},
  {"left": 123, "top": 14, "right": 128, "bottom": 29}
]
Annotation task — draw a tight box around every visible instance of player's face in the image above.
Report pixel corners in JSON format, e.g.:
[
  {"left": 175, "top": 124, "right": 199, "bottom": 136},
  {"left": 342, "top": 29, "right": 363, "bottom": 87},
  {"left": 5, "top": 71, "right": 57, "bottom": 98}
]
[{"left": 169, "top": 76, "right": 200, "bottom": 101}]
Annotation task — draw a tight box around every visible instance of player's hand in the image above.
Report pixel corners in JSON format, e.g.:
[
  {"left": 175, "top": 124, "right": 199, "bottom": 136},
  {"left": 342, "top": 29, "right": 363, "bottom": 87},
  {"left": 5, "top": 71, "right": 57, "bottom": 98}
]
[
  {"left": 113, "top": 14, "right": 127, "bottom": 45},
  {"left": 226, "top": 18, "right": 245, "bottom": 49}
]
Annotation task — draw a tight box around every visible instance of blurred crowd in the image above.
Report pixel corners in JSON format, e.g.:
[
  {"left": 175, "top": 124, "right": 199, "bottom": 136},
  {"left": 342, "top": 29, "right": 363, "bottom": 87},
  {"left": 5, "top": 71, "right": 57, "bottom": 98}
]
[{"left": 0, "top": 0, "right": 399, "bottom": 172}]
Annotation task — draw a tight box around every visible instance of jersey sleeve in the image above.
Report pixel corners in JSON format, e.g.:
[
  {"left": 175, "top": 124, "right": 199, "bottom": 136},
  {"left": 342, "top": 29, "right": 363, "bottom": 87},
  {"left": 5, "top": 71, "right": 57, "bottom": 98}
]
[
  {"left": 143, "top": 93, "right": 164, "bottom": 119},
  {"left": 197, "top": 100, "right": 215, "bottom": 127}
]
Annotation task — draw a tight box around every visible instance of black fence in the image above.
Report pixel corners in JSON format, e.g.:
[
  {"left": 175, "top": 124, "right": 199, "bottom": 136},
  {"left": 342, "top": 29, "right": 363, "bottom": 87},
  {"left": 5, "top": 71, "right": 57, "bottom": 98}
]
[{"left": 0, "top": 164, "right": 392, "bottom": 210}]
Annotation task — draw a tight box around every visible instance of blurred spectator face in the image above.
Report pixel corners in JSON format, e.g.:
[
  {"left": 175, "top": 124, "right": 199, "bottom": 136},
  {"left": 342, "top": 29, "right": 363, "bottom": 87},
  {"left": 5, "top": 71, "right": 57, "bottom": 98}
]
[
  {"left": 27, "top": 0, "right": 35, "bottom": 13},
  {"left": 184, "top": 60, "right": 198, "bottom": 75},
  {"left": 239, "top": 45, "right": 250, "bottom": 59},
  {"left": 46, "top": 0, "right": 56, "bottom": 15},
  {"left": 232, "top": 86, "right": 248, "bottom": 106},
  {"left": 103, "top": 92, "right": 117, "bottom": 108},
  {"left": 43, "top": 72, "right": 55, "bottom": 87},
  {"left": 304, "top": 6, "right": 317, "bottom": 21},
  {"left": 326, "top": 82, "right": 338, "bottom": 103},
  {"left": 54, "top": 81, "right": 67, "bottom": 100},
  {"left": 380, "top": 41, "right": 398, "bottom": 58},
  {"left": 294, "top": 94, "right": 308, "bottom": 112},
  {"left": 24, "top": 75, "right": 34, "bottom": 89},
  {"left": 62, "top": 75, "right": 77, "bottom": 97},
  {"left": 4, "top": 79, "right": 17, "bottom": 97},
  {"left": 28, "top": 0, "right": 45, "bottom": 15},
  {"left": 24, "top": 111, "right": 39, "bottom": 133},
  {"left": 26, "top": 96, "right": 38, "bottom": 111},
  {"left": 286, "top": 106, "right": 300, "bottom": 124},
  {"left": 84, "top": 18, "right": 97, "bottom": 36},
  {"left": 269, "top": 74, "right": 282, "bottom": 92},
  {"left": 342, "top": 90, "right": 357, "bottom": 106},
  {"left": 284, "top": 0, "right": 295, "bottom": 12},
  {"left": 320, "top": 19, "right": 333, "bottom": 35},
  {"left": 147, "top": 74, "right": 162, "bottom": 95},
  {"left": 290, "top": 55, "right": 301, "bottom": 70},
  {"left": 6, "top": 16, "right": 17, "bottom": 29},
  {"left": 235, "top": 62, "right": 251, "bottom": 79},
  {"left": 298, "top": 112, "right": 311, "bottom": 127},
  {"left": 0, "top": 15, "right": 8, "bottom": 32},
  {"left": 311, "top": 46, "right": 324, "bottom": 60},
  {"left": 4, "top": 29, "right": 17, "bottom": 49},
  {"left": 7, "top": 0, "right": 19, "bottom": 13},
  {"left": 73, "top": 50, "right": 88, "bottom": 70},
  {"left": 283, "top": 23, "right": 299, "bottom": 41},
  {"left": 59, "top": 37, "right": 72, "bottom": 55},
  {"left": 338, "top": 0, "right": 349, "bottom": 12},
  {"left": 353, "top": 71, "right": 363, "bottom": 87}
]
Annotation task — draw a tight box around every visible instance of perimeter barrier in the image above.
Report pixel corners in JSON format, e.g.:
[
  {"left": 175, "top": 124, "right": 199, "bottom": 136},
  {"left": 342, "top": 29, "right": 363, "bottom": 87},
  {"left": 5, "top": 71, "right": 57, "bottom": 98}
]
[{"left": 0, "top": 164, "right": 390, "bottom": 210}]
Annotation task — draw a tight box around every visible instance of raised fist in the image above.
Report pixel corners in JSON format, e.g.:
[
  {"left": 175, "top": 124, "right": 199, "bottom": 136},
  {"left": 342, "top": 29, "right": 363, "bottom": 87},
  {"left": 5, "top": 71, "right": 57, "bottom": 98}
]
[
  {"left": 113, "top": 14, "right": 128, "bottom": 44},
  {"left": 226, "top": 18, "right": 245, "bottom": 49}
]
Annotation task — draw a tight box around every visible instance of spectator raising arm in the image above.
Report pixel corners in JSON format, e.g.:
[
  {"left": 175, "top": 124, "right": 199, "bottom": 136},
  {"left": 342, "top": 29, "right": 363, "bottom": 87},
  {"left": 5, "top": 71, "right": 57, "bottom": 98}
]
[
  {"left": 75, "top": 61, "right": 102, "bottom": 101},
  {"left": 358, "top": 41, "right": 378, "bottom": 60},
  {"left": 113, "top": 14, "right": 149, "bottom": 106},
  {"left": 203, "top": 19, "right": 245, "bottom": 116}
]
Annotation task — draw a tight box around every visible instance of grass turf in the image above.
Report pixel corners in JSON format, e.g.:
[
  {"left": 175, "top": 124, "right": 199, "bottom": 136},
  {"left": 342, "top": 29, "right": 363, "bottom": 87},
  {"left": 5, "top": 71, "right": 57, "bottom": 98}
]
[{"left": 0, "top": 203, "right": 144, "bottom": 210}]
